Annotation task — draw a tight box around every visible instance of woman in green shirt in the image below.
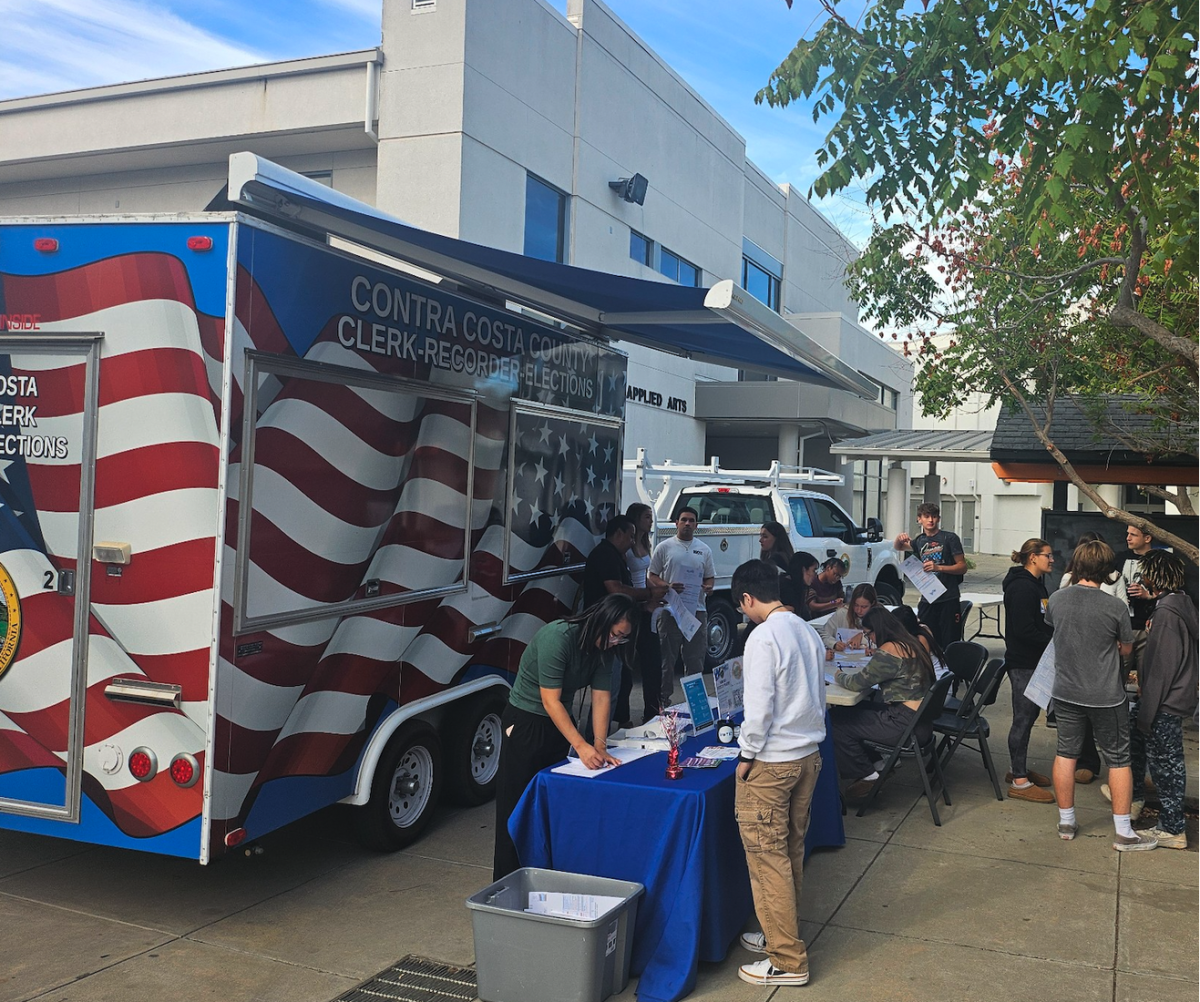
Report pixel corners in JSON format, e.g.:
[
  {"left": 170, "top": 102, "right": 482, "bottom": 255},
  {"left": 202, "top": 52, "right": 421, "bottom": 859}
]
[
  {"left": 830, "top": 607, "right": 935, "bottom": 801},
  {"left": 492, "top": 593, "right": 638, "bottom": 879}
]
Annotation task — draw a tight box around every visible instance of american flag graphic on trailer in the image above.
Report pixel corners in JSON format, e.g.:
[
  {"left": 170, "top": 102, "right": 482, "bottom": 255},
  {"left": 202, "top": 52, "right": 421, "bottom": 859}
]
[
  {"left": 210, "top": 225, "right": 624, "bottom": 853},
  {"left": 0, "top": 217, "right": 625, "bottom": 860},
  {"left": 0, "top": 226, "right": 227, "bottom": 856}
]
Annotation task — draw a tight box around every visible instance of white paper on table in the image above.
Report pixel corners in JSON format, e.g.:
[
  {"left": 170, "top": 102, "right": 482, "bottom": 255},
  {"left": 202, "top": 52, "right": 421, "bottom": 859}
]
[
  {"left": 697, "top": 745, "right": 740, "bottom": 760},
  {"left": 526, "top": 892, "right": 625, "bottom": 920},
  {"left": 836, "top": 627, "right": 866, "bottom": 648},
  {"left": 902, "top": 555, "right": 948, "bottom": 603},
  {"left": 665, "top": 588, "right": 701, "bottom": 641},
  {"left": 833, "top": 650, "right": 868, "bottom": 670},
  {"left": 550, "top": 744, "right": 655, "bottom": 778}
]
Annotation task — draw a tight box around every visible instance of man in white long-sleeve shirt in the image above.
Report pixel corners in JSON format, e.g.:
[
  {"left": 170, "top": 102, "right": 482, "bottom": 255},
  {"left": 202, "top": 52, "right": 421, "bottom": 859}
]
[{"left": 731, "top": 559, "right": 827, "bottom": 988}]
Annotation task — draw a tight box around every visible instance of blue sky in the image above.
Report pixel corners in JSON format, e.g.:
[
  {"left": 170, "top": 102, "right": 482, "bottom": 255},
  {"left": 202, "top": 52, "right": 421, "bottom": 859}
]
[{"left": 0, "top": 0, "right": 873, "bottom": 242}]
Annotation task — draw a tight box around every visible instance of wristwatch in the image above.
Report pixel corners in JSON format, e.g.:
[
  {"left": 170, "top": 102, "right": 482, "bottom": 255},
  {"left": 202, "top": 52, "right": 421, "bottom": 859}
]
[{"left": 738, "top": 753, "right": 755, "bottom": 765}]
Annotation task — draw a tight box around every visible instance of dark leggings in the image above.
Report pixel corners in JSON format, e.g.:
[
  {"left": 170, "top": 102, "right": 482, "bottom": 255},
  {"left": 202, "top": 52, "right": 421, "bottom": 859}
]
[
  {"left": 635, "top": 608, "right": 663, "bottom": 722},
  {"left": 1006, "top": 668, "right": 1041, "bottom": 778},
  {"left": 1130, "top": 703, "right": 1186, "bottom": 834}
]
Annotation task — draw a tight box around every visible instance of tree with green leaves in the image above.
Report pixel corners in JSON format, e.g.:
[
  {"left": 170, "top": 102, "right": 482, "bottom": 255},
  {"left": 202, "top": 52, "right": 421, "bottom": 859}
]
[{"left": 762, "top": 0, "right": 1198, "bottom": 560}]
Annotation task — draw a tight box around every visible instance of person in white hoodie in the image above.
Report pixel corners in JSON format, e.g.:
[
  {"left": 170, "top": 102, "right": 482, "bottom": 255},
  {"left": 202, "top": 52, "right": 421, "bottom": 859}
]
[{"left": 731, "top": 559, "right": 827, "bottom": 989}]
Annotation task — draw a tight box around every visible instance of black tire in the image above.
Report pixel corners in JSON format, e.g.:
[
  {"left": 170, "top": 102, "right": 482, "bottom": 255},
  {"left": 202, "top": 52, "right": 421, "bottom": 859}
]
[
  {"left": 353, "top": 723, "right": 442, "bottom": 852},
  {"left": 704, "top": 597, "right": 740, "bottom": 670},
  {"left": 875, "top": 580, "right": 904, "bottom": 606},
  {"left": 444, "top": 690, "right": 507, "bottom": 807}
]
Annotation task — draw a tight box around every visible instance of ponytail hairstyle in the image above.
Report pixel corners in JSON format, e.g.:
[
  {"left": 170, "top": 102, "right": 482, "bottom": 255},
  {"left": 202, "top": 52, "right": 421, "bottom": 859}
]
[{"left": 1011, "top": 537, "right": 1050, "bottom": 568}]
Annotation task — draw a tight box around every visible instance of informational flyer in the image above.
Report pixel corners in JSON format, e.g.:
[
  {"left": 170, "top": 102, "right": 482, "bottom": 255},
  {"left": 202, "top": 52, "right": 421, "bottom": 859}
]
[
  {"left": 674, "top": 563, "right": 703, "bottom": 612},
  {"left": 836, "top": 627, "right": 865, "bottom": 649},
  {"left": 902, "top": 555, "right": 948, "bottom": 603},
  {"left": 665, "top": 588, "right": 701, "bottom": 641},
  {"left": 680, "top": 673, "right": 715, "bottom": 732},
  {"left": 712, "top": 657, "right": 744, "bottom": 719}
]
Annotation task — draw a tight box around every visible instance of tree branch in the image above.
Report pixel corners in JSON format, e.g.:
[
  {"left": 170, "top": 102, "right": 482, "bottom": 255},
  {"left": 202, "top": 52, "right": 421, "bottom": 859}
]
[{"left": 1137, "top": 485, "right": 1197, "bottom": 518}]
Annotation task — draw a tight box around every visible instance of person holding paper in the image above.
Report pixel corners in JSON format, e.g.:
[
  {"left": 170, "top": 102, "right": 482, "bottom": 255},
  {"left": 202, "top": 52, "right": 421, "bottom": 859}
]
[
  {"left": 806, "top": 558, "right": 847, "bottom": 618},
  {"left": 492, "top": 594, "right": 634, "bottom": 879},
  {"left": 819, "top": 583, "right": 878, "bottom": 652},
  {"left": 1002, "top": 538, "right": 1056, "bottom": 804},
  {"left": 893, "top": 503, "right": 967, "bottom": 650},
  {"left": 648, "top": 509, "right": 715, "bottom": 708},
  {"left": 730, "top": 560, "right": 826, "bottom": 988}
]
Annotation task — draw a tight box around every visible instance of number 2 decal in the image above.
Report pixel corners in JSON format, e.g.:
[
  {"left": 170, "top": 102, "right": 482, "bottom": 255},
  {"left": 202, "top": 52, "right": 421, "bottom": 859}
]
[{"left": 43, "top": 570, "right": 54, "bottom": 590}]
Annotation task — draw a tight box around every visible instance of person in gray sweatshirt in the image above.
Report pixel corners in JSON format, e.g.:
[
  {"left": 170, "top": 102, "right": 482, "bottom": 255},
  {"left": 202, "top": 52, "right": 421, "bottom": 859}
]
[{"left": 1127, "top": 549, "right": 1198, "bottom": 849}]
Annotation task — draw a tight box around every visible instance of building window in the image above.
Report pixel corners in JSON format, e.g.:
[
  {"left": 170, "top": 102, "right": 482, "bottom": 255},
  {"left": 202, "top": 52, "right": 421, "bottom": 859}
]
[
  {"left": 741, "top": 238, "right": 783, "bottom": 312},
  {"left": 524, "top": 174, "right": 568, "bottom": 263},
  {"left": 302, "top": 170, "right": 333, "bottom": 187},
  {"left": 860, "top": 374, "right": 899, "bottom": 410},
  {"left": 659, "top": 247, "right": 701, "bottom": 286},
  {"left": 742, "top": 258, "right": 780, "bottom": 312},
  {"left": 630, "top": 229, "right": 652, "bottom": 267}
]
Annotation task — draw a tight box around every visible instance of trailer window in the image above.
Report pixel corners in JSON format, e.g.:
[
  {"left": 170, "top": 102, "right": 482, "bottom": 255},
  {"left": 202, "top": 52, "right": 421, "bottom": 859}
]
[
  {"left": 233, "top": 353, "right": 477, "bottom": 633},
  {"left": 503, "top": 403, "right": 622, "bottom": 584}
]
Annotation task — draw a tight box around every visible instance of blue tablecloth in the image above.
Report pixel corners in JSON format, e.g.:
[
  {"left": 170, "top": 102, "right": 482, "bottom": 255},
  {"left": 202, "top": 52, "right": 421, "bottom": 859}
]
[{"left": 508, "top": 715, "right": 844, "bottom": 1002}]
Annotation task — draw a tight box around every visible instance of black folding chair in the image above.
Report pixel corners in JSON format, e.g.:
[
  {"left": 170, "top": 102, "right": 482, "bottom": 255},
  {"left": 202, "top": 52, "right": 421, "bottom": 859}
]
[
  {"left": 858, "top": 674, "right": 954, "bottom": 826},
  {"left": 941, "top": 640, "right": 988, "bottom": 713},
  {"left": 934, "top": 658, "right": 1007, "bottom": 800},
  {"left": 957, "top": 599, "right": 973, "bottom": 644}
]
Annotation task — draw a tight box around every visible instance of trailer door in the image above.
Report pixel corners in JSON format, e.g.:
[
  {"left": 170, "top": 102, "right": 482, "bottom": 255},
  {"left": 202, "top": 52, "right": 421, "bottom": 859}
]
[{"left": 0, "top": 334, "right": 100, "bottom": 821}]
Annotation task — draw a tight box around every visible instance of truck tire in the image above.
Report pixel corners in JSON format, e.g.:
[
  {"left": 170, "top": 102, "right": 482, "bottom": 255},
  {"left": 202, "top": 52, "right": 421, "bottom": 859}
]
[
  {"left": 354, "top": 723, "right": 442, "bottom": 851},
  {"left": 705, "top": 597, "right": 740, "bottom": 670},
  {"left": 444, "top": 690, "right": 506, "bottom": 806},
  {"left": 876, "top": 581, "right": 904, "bottom": 606}
]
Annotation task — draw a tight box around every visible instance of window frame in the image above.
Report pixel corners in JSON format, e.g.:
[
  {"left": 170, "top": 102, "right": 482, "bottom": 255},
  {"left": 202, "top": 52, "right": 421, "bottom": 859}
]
[
  {"left": 502, "top": 400, "right": 623, "bottom": 585},
  {"left": 232, "top": 351, "right": 478, "bottom": 635},
  {"left": 524, "top": 173, "right": 569, "bottom": 264}
]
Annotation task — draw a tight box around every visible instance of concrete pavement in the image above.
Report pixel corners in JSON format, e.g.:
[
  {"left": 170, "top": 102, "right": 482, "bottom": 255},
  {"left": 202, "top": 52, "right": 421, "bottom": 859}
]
[{"left": 1, "top": 557, "right": 1195, "bottom": 1001}]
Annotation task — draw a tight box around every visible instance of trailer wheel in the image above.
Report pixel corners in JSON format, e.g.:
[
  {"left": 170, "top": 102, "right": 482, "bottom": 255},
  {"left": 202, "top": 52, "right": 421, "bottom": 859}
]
[
  {"left": 354, "top": 723, "right": 442, "bottom": 852},
  {"left": 705, "top": 597, "right": 740, "bottom": 670},
  {"left": 444, "top": 690, "right": 507, "bottom": 806}
]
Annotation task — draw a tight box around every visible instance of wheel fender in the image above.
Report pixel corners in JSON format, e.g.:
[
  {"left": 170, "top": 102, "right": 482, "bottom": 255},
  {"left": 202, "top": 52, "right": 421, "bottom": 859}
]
[{"left": 342, "top": 676, "right": 510, "bottom": 806}]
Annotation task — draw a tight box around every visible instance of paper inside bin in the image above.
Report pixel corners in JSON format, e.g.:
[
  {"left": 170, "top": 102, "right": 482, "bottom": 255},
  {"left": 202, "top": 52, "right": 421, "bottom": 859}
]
[{"left": 526, "top": 892, "right": 626, "bottom": 920}]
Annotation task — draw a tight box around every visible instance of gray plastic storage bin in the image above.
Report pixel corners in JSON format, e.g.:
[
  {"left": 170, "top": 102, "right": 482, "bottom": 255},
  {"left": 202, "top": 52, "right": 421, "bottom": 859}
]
[{"left": 466, "top": 867, "right": 644, "bottom": 1002}]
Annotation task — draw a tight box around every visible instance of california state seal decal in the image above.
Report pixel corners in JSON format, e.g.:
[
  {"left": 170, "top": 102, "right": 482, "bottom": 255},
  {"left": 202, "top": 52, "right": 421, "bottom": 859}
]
[{"left": 0, "top": 562, "right": 22, "bottom": 680}]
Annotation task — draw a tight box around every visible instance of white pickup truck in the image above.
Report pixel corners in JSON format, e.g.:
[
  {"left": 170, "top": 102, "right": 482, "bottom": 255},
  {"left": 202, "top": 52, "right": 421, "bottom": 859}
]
[{"left": 625, "top": 452, "right": 907, "bottom": 666}]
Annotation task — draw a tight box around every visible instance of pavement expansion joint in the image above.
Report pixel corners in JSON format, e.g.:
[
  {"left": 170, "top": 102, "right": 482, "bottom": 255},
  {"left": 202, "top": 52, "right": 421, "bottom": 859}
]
[{"left": 332, "top": 955, "right": 478, "bottom": 1002}]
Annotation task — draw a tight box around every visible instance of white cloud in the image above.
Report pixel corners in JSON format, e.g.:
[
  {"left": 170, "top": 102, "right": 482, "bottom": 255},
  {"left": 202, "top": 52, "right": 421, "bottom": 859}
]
[
  {"left": 318, "top": 0, "right": 379, "bottom": 15},
  {"left": 0, "top": 0, "right": 269, "bottom": 99}
]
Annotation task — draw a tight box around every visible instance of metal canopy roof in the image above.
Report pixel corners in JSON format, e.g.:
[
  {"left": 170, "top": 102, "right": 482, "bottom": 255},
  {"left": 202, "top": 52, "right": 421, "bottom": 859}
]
[
  {"left": 829, "top": 428, "right": 994, "bottom": 461},
  {"left": 224, "top": 152, "right": 877, "bottom": 399}
]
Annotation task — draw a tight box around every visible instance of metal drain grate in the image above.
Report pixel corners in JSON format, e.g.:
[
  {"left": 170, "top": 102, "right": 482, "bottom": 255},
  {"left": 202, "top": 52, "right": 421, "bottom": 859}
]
[{"left": 333, "top": 955, "right": 478, "bottom": 1002}]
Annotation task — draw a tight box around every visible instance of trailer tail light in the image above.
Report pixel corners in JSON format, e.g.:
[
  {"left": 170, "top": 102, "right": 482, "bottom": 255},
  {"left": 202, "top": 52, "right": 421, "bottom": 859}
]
[
  {"left": 34, "top": 238, "right": 59, "bottom": 253},
  {"left": 187, "top": 236, "right": 213, "bottom": 251},
  {"left": 169, "top": 752, "right": 200, "bottom": 788},
  {"left": 225, "top": 827, "right": 247, "bottom": 848},
  {"left": 128, "top": 747, "right": 157, "bottom": 782}
]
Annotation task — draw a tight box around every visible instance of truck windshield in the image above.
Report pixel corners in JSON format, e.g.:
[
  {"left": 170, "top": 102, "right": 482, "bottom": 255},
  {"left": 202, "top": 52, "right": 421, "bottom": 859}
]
[{"left": 788, "top": 498, "right": 814, "bottom": 536}]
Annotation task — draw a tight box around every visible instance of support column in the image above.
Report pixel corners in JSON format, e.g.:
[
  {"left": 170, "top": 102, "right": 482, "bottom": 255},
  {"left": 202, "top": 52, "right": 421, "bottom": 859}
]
[
  {"left": 778, "top": 425, "right": 799, "bottom": 469},
  {"left": 923, "top": 460, "right": 941, "bottom": 506},
  {"left": 886, "top": 461, "right": 909, "bottom": 538}
]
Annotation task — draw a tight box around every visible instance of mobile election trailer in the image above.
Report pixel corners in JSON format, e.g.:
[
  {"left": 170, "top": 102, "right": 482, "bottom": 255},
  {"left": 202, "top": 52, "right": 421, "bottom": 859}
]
[{"left": 0, "top": 172, "right": 626, "bottom": 861}]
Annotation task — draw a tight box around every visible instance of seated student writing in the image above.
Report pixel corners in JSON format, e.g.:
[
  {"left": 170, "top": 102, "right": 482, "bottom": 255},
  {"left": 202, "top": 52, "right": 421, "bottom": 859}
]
[{"left": 829, "top": 607, "right": 935, "bottom": 801}]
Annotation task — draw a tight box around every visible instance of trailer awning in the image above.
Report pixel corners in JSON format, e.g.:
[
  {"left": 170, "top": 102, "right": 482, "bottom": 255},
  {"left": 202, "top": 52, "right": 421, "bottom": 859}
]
[{"left": 224, "top": 153, "right": 876, "bottom": 399}]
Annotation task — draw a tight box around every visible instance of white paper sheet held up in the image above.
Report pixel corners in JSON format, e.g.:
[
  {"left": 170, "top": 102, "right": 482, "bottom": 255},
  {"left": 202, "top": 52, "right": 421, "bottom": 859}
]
[
  {"left": 902, "top": 555, "right": 948, "bottom": 603},
  {"left": 665, "top": 588, "right": 701, "bottom": 641},
  {"left": 550, "top": 744, "right": 655, "bottom": 778},
  {"left": 673, "top": 563, "right": 703, "bottom": 611}
]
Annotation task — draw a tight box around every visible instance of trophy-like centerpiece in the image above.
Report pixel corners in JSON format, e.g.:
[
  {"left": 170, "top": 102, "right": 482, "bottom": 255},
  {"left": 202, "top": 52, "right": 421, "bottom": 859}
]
[{"left": 661, "top": 708, "right": 685, "bottom": 780}]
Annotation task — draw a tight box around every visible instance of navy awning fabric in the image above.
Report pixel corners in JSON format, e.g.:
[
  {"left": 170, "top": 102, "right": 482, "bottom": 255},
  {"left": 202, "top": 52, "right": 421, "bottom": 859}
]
[{"left": 225, "top": 153, "right": 874, "bottom": 397}]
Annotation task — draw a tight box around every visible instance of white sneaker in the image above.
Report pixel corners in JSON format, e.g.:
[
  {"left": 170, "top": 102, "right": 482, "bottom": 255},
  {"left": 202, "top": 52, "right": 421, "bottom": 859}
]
[
  {"left": 1145, "top": 827, "right": 1187, "bottom": 850},
  {"left": 1099, "top": 783, "right": 1143, "bottom": 820},
  {"left": 737, "top": 958, "right": 809, "bottom": 986},
  {"left": 740, "top": 930, "right": 767, "bottom": 954},
  {"left": 1113, "top": 831, "right": 1158, "bottom": 852}
]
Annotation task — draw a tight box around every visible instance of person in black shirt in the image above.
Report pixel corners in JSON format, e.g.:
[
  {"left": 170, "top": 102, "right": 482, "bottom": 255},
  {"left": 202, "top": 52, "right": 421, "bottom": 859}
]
[
  {"left": 583, "top": 516, "right": 667, "bottom": 728},
  {"left": 893, "top": 503, "right": 967, "bottom": 650}
]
